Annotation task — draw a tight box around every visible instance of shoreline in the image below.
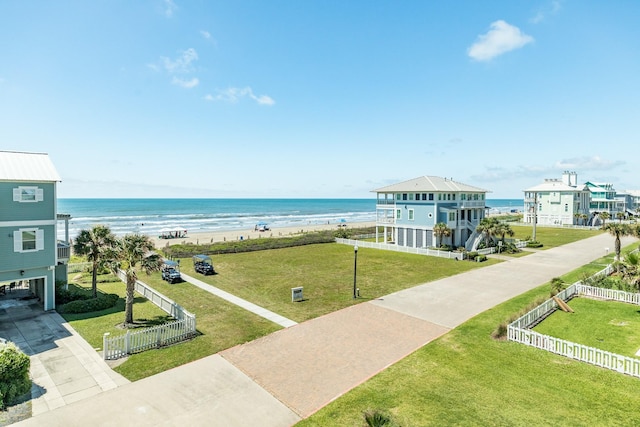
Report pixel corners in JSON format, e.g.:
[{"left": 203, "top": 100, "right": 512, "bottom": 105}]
[{"left": 151, "top": 221, "right": 376, "bottom": 248}]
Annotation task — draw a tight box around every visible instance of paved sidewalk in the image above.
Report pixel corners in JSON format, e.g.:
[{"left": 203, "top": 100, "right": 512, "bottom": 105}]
[
  {"left": 181, "top": 272, "right": 297, "bottom": 328},
  {"left": 13, "top": 233, "right": 634, "bottom": 426}
]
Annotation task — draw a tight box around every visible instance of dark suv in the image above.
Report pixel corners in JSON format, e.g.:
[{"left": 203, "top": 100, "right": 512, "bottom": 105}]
[{"left": 193, "top": 254, "right": 215, "bottom": 275}]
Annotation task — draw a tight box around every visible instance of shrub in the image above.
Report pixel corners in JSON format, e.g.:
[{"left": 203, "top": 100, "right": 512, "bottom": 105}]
[
  {"left": 59, "top": 293, "right": 120, "bottom": 314},
  {"left": 476, "top": 255, "right": 487, "bottom": 262},
  {"left": 55, "top": 283, "right": 91, "bottom": 305},
  {"left": 527, "top": 241, "right": 543, "bottom": 248},
  {"left": 466, "top": 251, "right": 478, "bottom": 261},
  {"left": 363, "top": 409, "right": 397, "bottom": 427},
  {"left": 0, "top": 342, "right": 31, "bottom": 410}
]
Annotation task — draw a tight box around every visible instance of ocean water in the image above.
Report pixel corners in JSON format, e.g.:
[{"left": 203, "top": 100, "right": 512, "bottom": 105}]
[{"left": 57, "top": 198, "right": 524, "bottom": 239}]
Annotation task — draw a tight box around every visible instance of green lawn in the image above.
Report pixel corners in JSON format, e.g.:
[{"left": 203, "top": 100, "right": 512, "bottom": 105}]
[
  {"left": 63, "top": 228, "right": 609, "bottom": 384},
  {"left": 298, "top": 243, "right": 640, "bottom": 426},
  {"left": 174, "top": 243, "right": 499, "bottom": 323},
  {"left": 510, "top": 224, "right": 603, "bottom": 249},
  {"left": 534, "top": 298, "right": 640, "bottom": 358},
  {"left": 62, "top": 274, "right": 281, "bottom": 381}
]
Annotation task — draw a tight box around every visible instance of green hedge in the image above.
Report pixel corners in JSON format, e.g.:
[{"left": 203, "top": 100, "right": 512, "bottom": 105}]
[
  {"left": 59, "top": 293, "right": 120, "bottom": 314},
  {"left": 163, "top": 229, "right": 364, "bottom": 258},
  {"left": 0, "top": 342, "right": 31, "bottom": 410}
]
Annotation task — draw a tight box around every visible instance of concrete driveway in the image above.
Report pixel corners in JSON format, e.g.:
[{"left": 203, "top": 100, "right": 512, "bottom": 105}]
[{"left": 0, "top": 291, "right": 128, "bottom": 419}]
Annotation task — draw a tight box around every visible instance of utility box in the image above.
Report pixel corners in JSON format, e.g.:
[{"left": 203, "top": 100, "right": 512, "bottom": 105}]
[{"left": 291, "top": 286, "right": 303, "bottom": 302}]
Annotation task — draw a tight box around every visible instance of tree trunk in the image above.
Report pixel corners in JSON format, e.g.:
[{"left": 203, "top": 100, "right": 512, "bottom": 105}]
[
  {"left": 92, "top": 261, "right": 98, "bottom": 298},
  {"left": 125, "top": 277, "right": 135, "bottom": 325}
]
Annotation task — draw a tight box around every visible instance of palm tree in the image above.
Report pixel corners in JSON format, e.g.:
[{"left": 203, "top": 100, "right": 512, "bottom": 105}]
[
  {"left": 73, "top": 225, "right": 118, "bottom": 298},
  {"left": 599, "top": 211, "right": 610, "bottom": 228},
  {"left": 115, "top": 234, "right": 163, "bottom": 326},
  {"left": 580, "top": 213, "right": 589, "bottom": 226},
  {"left": 476, "top": 217, "right": 499, "bottom": 247},
  {"left": 494, "top": 222, "right": 515, "bottom": 243},
  {"left": 433, "top": 222, "right": 451, "bottom": 248},
  {"left": 550, "top": 277, "right": 566, "bottom": 296},
  {"left": 603, "top": 222, "right": 631, "bottom": 271}
]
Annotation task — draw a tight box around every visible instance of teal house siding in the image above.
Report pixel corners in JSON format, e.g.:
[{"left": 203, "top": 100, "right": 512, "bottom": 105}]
[
  {"left": 0, "top": 151, "right": 67, "bottom": 311},
  {"left": 0, "top": 182, "right": 56, "bottom": 221}
]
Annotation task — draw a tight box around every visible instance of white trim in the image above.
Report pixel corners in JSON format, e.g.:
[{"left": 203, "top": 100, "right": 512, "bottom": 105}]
[{"left": 0, "top": 220, "right": 56, "bottom": 227}]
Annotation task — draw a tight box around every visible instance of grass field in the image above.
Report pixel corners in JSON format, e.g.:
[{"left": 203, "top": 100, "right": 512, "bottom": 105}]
[
  {"left": 62, "top": 274, "right": 281, "bottom": 381},
  {"left": 172, "top": 243, "right": 499, "bottom": 322},
  {"left": 298, "top": 243, "right": 640, "bottom": 426},
  {"left": 510, "top": 224, "right": 603, "bottom": 249},
  {"left": 534, "top": 298, "right": 640, "bottom": 358}
]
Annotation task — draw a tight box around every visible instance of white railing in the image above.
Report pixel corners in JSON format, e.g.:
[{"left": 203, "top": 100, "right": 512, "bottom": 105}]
[
  {"left": 336, "top": 238, "right": 464, "bottom": 260},
  {"left": 475, "top": 240, "right": 528, "bottom": 256},
  {"left": 507, "top": 264, "right": 640, "bottom": 377},
  {"left": 103, "top": 271, "right": 197, "bottom": 359},
  {"left": 103, "top": 316, "right": 196, "bottom": 360}
]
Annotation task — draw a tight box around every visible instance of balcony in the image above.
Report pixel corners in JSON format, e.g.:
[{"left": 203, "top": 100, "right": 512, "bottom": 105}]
[{"left": 57, "top": 241, "right": 70, "bottom": 261}]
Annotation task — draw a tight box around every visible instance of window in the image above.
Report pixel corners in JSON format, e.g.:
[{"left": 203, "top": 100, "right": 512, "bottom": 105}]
[
  {"left": 429, "top": 193, "right": 434, "bottom": 201},
  {"left": 452, "top": 194, "right": 456, "bottom": 201},
  {"left": 461, "top": 194, "right": 466, "bottom": 201},
  {"left": 14, "top": 228, "right": 45, "bottom": 252},
  {"left": 396, "top": 209, "right": 402, "bottom": 220},
  {"left": 13, "top": 186, "right": 44, "bottom": 203},
  {"left": 396, "top": 193, "right": 401, "bottom": 200},
  {"left": 415, "top": 193, "right": 420, "bottom": 200},
  {"left": 409, "top": 193, "right": 414, "bottom": 200},
  {"left": 447, "top": 194, "right": 451, "bottom": 201},
  {"left": 421, "top": 193, "right": 427, "bottom": 200},
  {"left": 402, "top": 193, "right": 408, "bottom": 201},
  {"left": 438, "top": 194, "right": 442, "bottom": 201},
  {"left": 408, "top": 209, "right": 414, "bottom": 220}
]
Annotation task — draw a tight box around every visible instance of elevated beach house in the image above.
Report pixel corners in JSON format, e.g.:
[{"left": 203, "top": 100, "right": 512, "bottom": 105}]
[
  {"left": 523, "top": 171, "right": 591, "bottom": 226},
  {"left": 0, "top": 151, "right": 70, "bottom": 310},
  {"left": 373, "top": 176, "right": 489, "bottom": 249}
]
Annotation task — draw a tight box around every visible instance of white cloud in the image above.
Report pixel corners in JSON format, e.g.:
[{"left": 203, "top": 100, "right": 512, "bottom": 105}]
[
  {"left": 554, "top": 156, "right": 625, "bottom": 170},
  {"left": 172, "top": 77, "right": 199, "bottom": 88},
  {"left": 206, "top": 87, "right": 275, "bottom": 106},
  {"left": 468, "top": 20, "right": 534, "bottom": 61},
  {"left": 163, "top": 0, "right": 177, "bottom": 18},
  {"left": 200, "top": 30, "right": 211, "bottom": 40},
  {"left": 162, "top": 48, "right": 198, "bottom": 74},
  {"left": 530, "top": 0, "right": 562, "bottom": 24}
]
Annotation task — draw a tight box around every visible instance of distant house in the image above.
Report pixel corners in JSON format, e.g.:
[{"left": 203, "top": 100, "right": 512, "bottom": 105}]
[
  {"left": 373, "top": 176, "right": 489, "bottom": 249},
  {"left": 0, "top": 151, "right": 70, "bottom": 310},
  {"left": 523, "top": 171, "right": 590, "bottom": 226}
]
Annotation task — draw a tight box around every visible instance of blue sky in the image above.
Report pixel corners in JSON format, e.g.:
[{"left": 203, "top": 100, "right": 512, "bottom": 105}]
[{"left": 1, "top": 1, "right": 638, "bottom": 199}]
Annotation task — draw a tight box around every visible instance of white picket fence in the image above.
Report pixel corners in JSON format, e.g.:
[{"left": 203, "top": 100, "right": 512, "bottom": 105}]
[
  {"left": 103, "top": 316, "right": 196, "bottom": 360},
  {"left": 335, "top": 238, "right": 464, "bottom": 260},
  {"left": 102, "top": 272, "right": 197, "bottom": 360},
  {"left": 507, "top": 264, "right": 640, "bottom": 378}
]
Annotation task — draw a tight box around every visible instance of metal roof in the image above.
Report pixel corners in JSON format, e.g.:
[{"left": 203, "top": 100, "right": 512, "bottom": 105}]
[
  {"left": 523, "top": 180, "right": 587, "bottom": 192},
  {"left": 373, "top": 176, "right": 489, "bottom": 193},
  {"left": 0, "top": 151, "right": 61, "bottom": 182}
]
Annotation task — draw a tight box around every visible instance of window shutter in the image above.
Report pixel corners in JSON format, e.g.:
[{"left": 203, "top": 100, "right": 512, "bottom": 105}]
[
  {"left": 36, "top": 189, "right": 44, "bottom": 201},
  {"left": 13, "top": 188, "right": 20, "bottom": 201},
  {"left": 14, "top": 231, "right": 22, "bottom": 252},
  {"left": 36, "top": 229, "right": 45, "bottom": 251}
]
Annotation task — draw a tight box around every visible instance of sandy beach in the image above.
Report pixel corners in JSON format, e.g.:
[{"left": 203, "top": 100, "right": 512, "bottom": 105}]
[{"left": 151, "top": 221, "right": 376, "bottom": 249}]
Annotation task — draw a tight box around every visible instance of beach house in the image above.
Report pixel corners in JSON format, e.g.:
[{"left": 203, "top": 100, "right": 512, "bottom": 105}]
[
  {"left": 373, "top": 176, "right": 489, "bottom": 249},
  {"left": 0, "top": 151, "right": 70, "bottom": 310},
  {"left": 523, "top": 171, "right": 591, "bottom": 226}
]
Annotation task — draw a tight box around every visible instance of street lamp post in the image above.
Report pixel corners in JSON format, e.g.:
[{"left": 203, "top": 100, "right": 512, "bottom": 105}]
[{"left": 353, "top": 245, "right": 358, "bottom": 299}]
